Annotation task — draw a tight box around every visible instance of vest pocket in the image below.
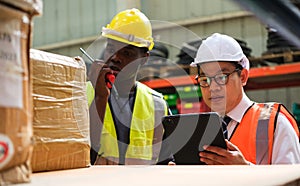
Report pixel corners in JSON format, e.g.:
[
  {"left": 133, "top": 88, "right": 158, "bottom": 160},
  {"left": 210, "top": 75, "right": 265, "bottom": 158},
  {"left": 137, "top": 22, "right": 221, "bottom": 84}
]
[{"left": 128, "top": 137, "right": 152, "bottom": 159}]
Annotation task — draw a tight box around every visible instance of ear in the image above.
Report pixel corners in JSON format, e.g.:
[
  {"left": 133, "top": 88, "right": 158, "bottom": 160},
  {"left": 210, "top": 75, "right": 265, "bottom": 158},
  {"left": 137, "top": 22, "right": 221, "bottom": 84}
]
[
  {"left": 141, "top": 51, "right": 150, "bottom": 65},
  {"left": 240, "top": 68, "right": 249, "bottom": 86}
]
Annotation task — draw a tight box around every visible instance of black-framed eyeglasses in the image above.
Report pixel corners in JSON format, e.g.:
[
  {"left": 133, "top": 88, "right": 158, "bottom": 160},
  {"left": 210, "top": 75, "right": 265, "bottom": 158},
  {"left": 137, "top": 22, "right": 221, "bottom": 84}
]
[{"left": 195, "top": 69, "right": 241, "bottom": 88}]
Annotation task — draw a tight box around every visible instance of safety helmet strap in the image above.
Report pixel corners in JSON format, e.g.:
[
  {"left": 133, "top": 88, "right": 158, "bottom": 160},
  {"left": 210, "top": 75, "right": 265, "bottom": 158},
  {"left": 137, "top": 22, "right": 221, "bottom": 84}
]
[{"left": 102, "top": 27, "right": 151, "bottom": 49}]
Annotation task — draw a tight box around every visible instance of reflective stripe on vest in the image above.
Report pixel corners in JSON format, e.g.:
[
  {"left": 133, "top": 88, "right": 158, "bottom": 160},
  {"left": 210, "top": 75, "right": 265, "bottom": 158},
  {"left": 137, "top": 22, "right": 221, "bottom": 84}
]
[
  {"left": 256, "top": 103, "right": 276, "bottom": 164},
  {"left": 99, "top": 82, "right": 167, "bottom": 164},
  {"left": 230, "top": 102, "right": 299, "bottom": 164}
]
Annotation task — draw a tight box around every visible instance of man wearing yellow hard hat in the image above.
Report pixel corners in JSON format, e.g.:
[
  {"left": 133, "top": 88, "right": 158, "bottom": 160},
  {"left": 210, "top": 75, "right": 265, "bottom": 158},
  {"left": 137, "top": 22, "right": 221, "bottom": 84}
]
[{"left": 88, "top": 8, "right": 174, "bottom": 165}]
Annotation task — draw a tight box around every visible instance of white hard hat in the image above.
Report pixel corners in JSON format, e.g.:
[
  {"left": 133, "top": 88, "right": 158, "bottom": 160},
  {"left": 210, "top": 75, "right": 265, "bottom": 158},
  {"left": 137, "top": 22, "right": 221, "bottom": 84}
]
[{"left": 191, "top": 33, "right": 249, "bottom": 71}]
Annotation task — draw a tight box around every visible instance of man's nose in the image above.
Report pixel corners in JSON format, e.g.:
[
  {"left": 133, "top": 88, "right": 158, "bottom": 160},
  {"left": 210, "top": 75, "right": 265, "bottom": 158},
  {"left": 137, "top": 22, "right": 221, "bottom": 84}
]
[
  {"left": 110, "top": 52, "right": 121, "bottom": 64},
  {"left": 209, "top": 78, "right": 222, "bottom": 91}
]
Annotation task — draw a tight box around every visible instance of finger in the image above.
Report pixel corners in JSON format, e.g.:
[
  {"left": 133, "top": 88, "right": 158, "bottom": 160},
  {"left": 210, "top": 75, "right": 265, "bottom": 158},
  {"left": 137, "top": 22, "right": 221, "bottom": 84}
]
[
  {"left": 96, "top": 67, "right": 112, "bottom": 87},
  {"left": 168, "top": 161, "right": 176, "bottom": 166},
  {"left": 90, "top": 64, "right": 111, "bottom": 87},
  {"left": 93, "top": 66, "right": 114, "bottom": 97},
  {"left": 200, "top": 157, "right": 214, "bottom": 165},
  {"left": 202, "top": 145, "right": 228, "bottom": 157},
  {"left": 199, "top": 153, "right": 223, "bottom": 165}
]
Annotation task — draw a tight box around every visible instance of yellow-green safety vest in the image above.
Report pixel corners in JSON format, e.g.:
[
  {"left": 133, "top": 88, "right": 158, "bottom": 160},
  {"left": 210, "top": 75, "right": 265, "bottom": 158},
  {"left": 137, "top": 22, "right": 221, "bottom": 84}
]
[
  {"left": 99, "top": 82, "right": 168, "bottom": 165},
  {"left": 86, "top": 81, "right": 95, "bottom": 107}
]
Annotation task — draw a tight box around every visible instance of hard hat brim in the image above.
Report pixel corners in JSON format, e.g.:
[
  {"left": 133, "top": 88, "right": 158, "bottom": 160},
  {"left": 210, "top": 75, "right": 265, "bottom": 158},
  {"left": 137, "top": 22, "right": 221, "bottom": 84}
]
[
  {"left": 190, "top": 54, "right": 249, "bottom": 71},
  {"left": 103, "top": 33, "right": 154, "bottom": 50}
]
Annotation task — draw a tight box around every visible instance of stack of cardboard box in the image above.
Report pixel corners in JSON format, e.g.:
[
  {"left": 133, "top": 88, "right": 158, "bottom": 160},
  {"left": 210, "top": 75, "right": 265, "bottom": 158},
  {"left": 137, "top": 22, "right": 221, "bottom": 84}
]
[{"left": 0, "top": 0, "right": 42, "bottom": 184}]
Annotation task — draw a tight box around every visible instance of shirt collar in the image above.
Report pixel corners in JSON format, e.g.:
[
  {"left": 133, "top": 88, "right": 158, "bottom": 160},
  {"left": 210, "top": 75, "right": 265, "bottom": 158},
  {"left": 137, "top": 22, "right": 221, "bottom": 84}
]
[{"left": 226, "top": 92, "right": 253, "bottom": 123}]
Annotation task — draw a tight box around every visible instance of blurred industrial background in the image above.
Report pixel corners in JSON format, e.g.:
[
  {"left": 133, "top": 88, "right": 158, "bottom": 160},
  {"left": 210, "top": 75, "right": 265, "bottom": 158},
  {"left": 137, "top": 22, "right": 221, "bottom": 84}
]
[{"left": 31, "top": 0, "right": 300, "bottom": 119}]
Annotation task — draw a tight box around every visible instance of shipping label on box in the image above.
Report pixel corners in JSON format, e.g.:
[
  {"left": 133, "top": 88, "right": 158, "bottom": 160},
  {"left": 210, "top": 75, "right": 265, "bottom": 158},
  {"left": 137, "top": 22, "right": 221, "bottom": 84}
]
[{"left": 0, "top": 14, "right": 23, "bottom": 108}]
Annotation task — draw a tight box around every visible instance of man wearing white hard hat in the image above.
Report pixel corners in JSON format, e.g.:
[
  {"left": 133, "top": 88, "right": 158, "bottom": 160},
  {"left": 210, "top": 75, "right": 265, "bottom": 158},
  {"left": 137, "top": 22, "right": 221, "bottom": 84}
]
[{"left": 192, "top": 33, "right": 300, "bottom": 165}]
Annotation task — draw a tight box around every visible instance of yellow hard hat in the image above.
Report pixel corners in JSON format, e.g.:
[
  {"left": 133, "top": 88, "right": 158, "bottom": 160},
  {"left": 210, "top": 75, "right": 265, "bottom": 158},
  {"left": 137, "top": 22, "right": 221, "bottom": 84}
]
[{"left": 102, "top": 8, "right": 154, "bottom": 50}]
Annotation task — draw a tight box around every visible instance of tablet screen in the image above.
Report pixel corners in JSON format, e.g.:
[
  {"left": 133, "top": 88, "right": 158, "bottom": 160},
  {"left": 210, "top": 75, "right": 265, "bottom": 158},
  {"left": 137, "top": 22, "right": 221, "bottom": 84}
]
[{"left": 162, "top": 112, "right": 226, "bottom": 165}]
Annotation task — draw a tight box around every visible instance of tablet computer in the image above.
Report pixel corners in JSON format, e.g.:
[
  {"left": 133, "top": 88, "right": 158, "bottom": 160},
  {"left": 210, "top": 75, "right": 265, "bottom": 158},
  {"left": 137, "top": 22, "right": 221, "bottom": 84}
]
[{"left": 162, "top": 112, "right": 226, "bottom": 165}]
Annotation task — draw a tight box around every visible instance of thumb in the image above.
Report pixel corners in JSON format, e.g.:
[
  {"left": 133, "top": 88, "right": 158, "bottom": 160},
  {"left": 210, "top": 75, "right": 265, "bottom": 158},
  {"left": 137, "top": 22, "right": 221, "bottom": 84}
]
[{"left": 226, "top": 139, "right": 239, "bottom": 151}]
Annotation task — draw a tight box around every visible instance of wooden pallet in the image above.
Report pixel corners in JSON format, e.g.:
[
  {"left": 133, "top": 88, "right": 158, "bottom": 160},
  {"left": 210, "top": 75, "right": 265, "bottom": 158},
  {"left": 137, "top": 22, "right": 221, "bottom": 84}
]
[{"left": 249, "top": 50, "right": 300, "bottom": 65}]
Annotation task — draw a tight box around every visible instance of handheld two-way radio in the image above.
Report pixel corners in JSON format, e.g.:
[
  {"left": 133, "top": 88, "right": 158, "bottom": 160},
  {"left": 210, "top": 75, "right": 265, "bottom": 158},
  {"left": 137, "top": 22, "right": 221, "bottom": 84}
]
[{"left": 79, "top": 48, "right": 115, "bottom": 88}]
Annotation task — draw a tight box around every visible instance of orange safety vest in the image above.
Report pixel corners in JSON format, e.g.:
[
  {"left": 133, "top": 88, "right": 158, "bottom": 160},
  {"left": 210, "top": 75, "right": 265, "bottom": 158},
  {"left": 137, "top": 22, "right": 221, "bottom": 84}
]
[{"left": 230, "top": 102, "right": 299, "bottom": 165}]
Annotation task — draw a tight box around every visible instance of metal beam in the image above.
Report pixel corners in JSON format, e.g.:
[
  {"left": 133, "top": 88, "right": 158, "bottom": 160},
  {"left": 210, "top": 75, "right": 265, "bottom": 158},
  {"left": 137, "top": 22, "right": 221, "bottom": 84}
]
[{"left": 232, "top": 0, "right": 300, "bottom": 49}]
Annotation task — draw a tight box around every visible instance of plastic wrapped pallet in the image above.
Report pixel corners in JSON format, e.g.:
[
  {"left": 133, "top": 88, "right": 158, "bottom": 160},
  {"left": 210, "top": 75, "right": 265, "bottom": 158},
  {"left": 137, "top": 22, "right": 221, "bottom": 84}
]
[
  {"left": 0, "top": 0, "right": 42, "bottom": 184},
  {"left": 30, "top": 49, "right": 90, "bottom": 172}
]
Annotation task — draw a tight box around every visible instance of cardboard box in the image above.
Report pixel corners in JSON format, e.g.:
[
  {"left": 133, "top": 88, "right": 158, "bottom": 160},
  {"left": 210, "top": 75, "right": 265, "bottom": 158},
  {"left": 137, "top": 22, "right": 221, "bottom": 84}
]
[
  {"left": 30, "top": 49, "right": 90, "bottom": 172},
  {"left": 0, "top": 4, "right": 33, "bottom": 185}
]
